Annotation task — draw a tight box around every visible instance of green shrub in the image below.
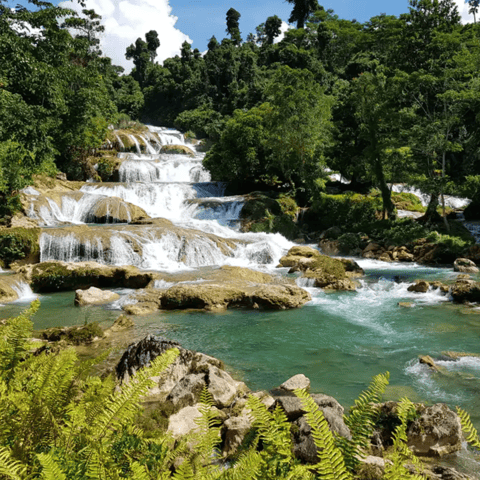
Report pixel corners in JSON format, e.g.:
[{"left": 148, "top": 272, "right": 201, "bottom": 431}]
[
  {"left": 380, "top": 218, "right": 429, "bottom": 246},
  {"left": 0, "top": 228, "right": 40, "bottom": 267},
  {"left": 338, "top": 232, "right": 362, "bottom": 252},
  {"left": 311, "top": 193, "right": 380, "bottom": 231}
]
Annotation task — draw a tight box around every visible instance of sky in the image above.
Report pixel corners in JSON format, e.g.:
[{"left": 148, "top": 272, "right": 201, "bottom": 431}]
[{"left": 26, "top": 0, "right": 479, "bottom": 71}]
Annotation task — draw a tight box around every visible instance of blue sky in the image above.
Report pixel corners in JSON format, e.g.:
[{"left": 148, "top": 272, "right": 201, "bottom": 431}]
[
  {"left": 10, "top": 0, "right": 473, "bottom": 71},
  {"left": 172, "top": 0, "right": 411, "bottom": 48}
]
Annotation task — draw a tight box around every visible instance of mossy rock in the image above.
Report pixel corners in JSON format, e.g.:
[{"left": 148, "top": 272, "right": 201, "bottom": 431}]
[
  {"left": 41, "top": 322, "right": 104, "bottom": 345},
  {"left": 95, "top": 155, "right": 122, "bottom": 182},
  {"left": 160, "top": 144, "right": 195, "bottom": 156},
  {"left": 20, "top": 261, "right": 154, "bottom": 293}
]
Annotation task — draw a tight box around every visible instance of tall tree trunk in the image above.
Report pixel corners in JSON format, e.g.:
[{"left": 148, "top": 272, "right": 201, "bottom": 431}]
[{"left": 374, "top": 157, "right": 396, "bottom": 220}]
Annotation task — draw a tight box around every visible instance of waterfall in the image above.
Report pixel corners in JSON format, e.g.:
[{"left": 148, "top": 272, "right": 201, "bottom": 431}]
[
  {"left": 128, "top": 135, "right": 142, "bottom": 154},
  {"left": 34, "top": 125, "right": 296, "bottom": 271}
]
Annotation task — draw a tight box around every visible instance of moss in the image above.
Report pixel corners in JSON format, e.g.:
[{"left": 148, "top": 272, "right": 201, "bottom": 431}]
[
  {"left": 391, "top": 192, "right": 426, "bottom": 213},
  {"left": 95, "top": 155, "right": 122, "bottom": 181},
  {"left": 309, "top": 255, "right": 346, "bottom": 278},
  {"left": 41, "top": 322, "right": 104, "bottom": 345},
  {"left": 0, "top": 227, "right": 40, "bottom": 267},
  {"left": 160, "top": 145, "right": 195, "bottom": 156}
]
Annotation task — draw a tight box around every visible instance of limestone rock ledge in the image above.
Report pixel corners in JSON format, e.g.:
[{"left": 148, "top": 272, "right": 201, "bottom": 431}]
[
  {"left": 124, "top": 266, "right": 311, "bottom": 313},
  {"left": 277, "top": 246, "right": 363, "bottom": 291},
  {"left": 15, "top": 261, "right": 157, "bottom": 292}
]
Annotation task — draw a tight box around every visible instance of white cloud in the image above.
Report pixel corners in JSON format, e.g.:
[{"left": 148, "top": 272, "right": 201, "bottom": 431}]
[
  {"left": 60, "top": 0, "right": 192, "bottom": 72},
  {"left": 455, "top": 0, "right": 475, "bottom": 23},
  {"left": 274, "top": 21, "right": 290, "bottom": 44}
]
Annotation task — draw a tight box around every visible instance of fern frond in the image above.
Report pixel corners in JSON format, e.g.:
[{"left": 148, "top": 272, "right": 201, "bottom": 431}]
[
  {"left": 457, "top": 406, "right": 480, "bottom": 449},
  {"left": 130, "top": 461, "right": 150, "bottom": 480},
  {"left": 90, "top": 349, "right": 179, "bottom": 441},
  {"left": 223, "top": 449, "right": 263, "bottom": 480},
  {"left": 294, "top": 388, "right": 352, "bottom": 480},
  {"left": 0, "top": 446, "right": 26, "bottom": 480},
  {"left": 37, "top": 452, "right": 67, "bottom": 480},
  {"left": 0, "top": 300, "right": 39, "bottom": 381},
  {"left": 339, "top": 372, "right": 389, "bottom": 471},
  {"left": 384, "top": 398, "right": 426, "bottom": 480}
]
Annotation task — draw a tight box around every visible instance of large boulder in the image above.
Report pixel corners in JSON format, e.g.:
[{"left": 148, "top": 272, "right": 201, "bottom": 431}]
[
  {"left": 74, "top": 286, "right": 120, "bottom": 306},
  {"left": 16, "top": 261, "right": 156, "bottom": 293},
  {"left": 167, "top": 405, "right": 202, "bottom": 439},
  {"left": 124, "top": 266, "right": 311, "bottom": 313},
  {"left": 271, "top": 378, "right": 351, "bottom": 464},
  {"left": 450, "top": 275, "right": 480, "bottom": 303},
  {"left": 407, "top": 280, "right": 430, "bottom": 293},
  {"left": 88, "top": 196, "right": 149, "bottom": 224},
  {"left": 372, "top": 402, "right": 463, "bottom": 458},
  {"left": 116, "top": 335, "right": 248, "bottom": 413},
  {"left": 407, "top": 403, "right": 463, "bottom": 457},
  {"left": 278, "top": 246, "right": 358, "bottom": 291},
  {"left": 453, "top": 257, "right": 479, "bottom": 274}
]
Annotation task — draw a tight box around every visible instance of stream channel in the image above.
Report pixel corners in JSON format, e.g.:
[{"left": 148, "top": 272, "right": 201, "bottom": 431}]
[{"left": 1, "top": 126, "right": 480, "bottom": 474}]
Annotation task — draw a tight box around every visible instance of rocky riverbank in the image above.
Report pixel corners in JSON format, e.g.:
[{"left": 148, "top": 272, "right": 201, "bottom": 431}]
[{"left": 110, "top": 334, "right": 473, "bottom": 479}]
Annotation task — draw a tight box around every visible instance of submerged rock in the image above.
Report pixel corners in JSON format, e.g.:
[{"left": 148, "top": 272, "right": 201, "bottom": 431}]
[{"left": 74, "top": 286, "right": 120, "bottom": 306}]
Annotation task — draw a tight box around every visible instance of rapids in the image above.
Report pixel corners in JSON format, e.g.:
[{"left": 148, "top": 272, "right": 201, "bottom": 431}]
[{"left": 6, "top": 126, "right": 480, "bottom": 474}]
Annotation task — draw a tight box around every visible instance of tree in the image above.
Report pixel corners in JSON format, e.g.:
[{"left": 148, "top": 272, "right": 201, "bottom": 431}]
[
  {"left": 226, "top": 7, "right": 242, "bottom": 44},
  {"left": 125, "top": 30, "right": 159, "bottom": 87},
  {"left": 468, "top": 0, "right": 479, "bottom": 23},
  {"left": 286, "top": 0, "right": 320, "bottom": 29},
  {"left": 264, "top": 15, "right": 282, "bottom": 44},
  {"left": 145, "top": 29, "right": 160, "bottom": 62}
]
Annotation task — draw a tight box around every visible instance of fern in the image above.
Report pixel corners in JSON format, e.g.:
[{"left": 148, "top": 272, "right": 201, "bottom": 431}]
[
  {"left": 0, "top": 446, "right": 26, "bottom": 480},
  {"left": 457, "top": 407, "right": 480, "bottom": 449},
  {"left": 294, "top": 388, "right": 352, "bottom": 480},
  {"left": 384, "top": 398, "right": 426, "bottom": 480},
  {"left": 0, "top": 300, "right": 39, "bottom": 382},
  {"left": 338, "top": 371, "right": 390, "bottom": 471},
  {"left": 37, "top": 452, "right": 67, "bottom": 480}
]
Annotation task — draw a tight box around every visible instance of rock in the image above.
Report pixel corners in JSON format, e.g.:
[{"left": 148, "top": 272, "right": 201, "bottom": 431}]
[
  {"left": 123, "top": 302, "right": 158, "bottom": 315},
  {"left": 429, "top": 465, "right": 471, "bottom": 480},
  {"left": 166, "top": 373, "right": 207, "bottom": 411},
  {"left": 407, "top": 403, "right": 463, "bottom": 457},
  {"left": 291, "top": 400, "right": 351, "bottom": 463},
  {"left": 116, "top": 335, "right": 247, "bottom": 411},
  {"left": 318, "top": 239, "right": 340, "bottom": 256},
  {"left": 41, "top": 322, "right": 104, "bottom": 345},
  {"left": 74, "top": 286, "right": 120, "bottom": 306},
  {"left": 453, "top": 257, "right": 479, "bottom": 274},
  {"left": 89, "top": 196, "right": 149, "bottom": 224},
  {"left": 207, "top": 365, "right": 242, "bottom": 408},
  {"left": 338, "top": 258, "right": 365, "bottom": 277},
  {"left": 223, "top": 415, "right": 252, "bottom": 457},
  {"left": 356, "top": 456, "right": 389, "bottom": 480},
  {"left": 278, "top": 247, "right": 355, "bottom": 291},
  {"left": 450, "top": 276, "right": 480, "bottom": 303},
  {"left": 397, "top": 250, "right": 415, "bottom": 262},
  {"left": 167, "top": 405, "right": 202, "bottom": 439},
  {"left": 280, "top": 374, "right": 310, "bottom": 392},
  {"left": 160, "top": 144, "right": 195, "bottom": 156},
  {"left": 17, "top": 261, "right": 156, "bottom": 293},
  {"left": 108, "top": 314, "right": 135, "bottom": 332},
  {"left": 0, "top": 274, "right": 29, "bottom": 303},
  {"left": 408, "top": 280, "right": 430, "bottom": 293},
  {"left": 398, "top": 302, "right": 415, "bottom": 308},
  {"left": 363, "top": 242, "right": 381, "bottom": 254},
  {"left": 419, "top": 355, "right": 440, "bottom": 371},
  {"left": 378, "top": 252, "right": 393, "bottom": 263}
]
